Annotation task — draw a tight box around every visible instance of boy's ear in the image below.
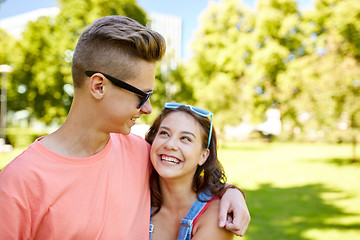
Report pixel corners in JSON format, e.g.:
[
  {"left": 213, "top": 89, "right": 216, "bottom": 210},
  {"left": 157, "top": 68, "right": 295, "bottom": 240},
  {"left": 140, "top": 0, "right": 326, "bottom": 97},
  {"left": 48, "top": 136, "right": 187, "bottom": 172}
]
[{"left": 89, "top": 74, "right": 105, "bottom": 99}]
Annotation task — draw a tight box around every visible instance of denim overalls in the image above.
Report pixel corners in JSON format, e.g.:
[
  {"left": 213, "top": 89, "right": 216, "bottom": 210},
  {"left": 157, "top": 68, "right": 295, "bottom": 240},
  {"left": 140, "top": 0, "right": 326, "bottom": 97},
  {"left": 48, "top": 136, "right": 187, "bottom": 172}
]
[{"left": 149, "top": 190, "right": 213, "bottom": 240}]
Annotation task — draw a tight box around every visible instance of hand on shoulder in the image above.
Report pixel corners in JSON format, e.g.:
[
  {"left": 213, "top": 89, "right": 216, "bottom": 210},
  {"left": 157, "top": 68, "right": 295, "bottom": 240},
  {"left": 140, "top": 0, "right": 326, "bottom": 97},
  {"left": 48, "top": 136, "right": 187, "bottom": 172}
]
[{"left": 192, "top": 199, "right": 234, "bottom": 240}]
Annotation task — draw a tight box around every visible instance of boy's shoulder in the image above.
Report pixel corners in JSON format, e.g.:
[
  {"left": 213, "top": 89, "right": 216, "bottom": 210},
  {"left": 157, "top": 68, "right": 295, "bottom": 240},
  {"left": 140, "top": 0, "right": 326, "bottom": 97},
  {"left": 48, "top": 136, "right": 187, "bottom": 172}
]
[
  {"left": 112, "top": 132, "right": 148, "bottom": 145},
  {"left": 0, "top": 140, "right": 40, "bottom": 174},
  {"left": 111, "top": 133, "right": 150, "bottom": 152}
]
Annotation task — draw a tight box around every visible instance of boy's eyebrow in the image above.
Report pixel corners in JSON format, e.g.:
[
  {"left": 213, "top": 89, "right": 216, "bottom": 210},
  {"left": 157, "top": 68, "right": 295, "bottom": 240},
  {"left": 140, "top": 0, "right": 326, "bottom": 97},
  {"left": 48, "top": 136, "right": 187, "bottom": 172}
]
[
  {"left": 159, "top": 126, "right": 196, "bottom": 138},
  {"left": 142, "top": 83, "right": 155, "bottom": 93}
]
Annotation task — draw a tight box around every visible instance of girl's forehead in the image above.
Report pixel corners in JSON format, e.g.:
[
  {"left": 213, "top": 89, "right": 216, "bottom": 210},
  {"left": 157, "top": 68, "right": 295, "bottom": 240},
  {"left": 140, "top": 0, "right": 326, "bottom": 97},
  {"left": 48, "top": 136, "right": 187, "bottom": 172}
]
[{"left": 161, "top": 111, "right": 200, "bottom": 131}]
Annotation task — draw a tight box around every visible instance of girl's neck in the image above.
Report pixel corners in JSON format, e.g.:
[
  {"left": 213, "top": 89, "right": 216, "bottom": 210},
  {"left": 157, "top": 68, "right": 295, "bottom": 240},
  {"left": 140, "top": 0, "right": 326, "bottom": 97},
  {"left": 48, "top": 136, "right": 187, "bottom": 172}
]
[{"left": 159, "top": 179, "right": 197, "bottom": 212}]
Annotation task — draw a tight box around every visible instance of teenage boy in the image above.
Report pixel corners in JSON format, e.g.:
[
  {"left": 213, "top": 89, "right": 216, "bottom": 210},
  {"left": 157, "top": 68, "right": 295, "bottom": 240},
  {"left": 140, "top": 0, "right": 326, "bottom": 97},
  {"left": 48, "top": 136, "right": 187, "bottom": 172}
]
[{"left": 0, "top": 15, "right": 250, "bottom": 239}]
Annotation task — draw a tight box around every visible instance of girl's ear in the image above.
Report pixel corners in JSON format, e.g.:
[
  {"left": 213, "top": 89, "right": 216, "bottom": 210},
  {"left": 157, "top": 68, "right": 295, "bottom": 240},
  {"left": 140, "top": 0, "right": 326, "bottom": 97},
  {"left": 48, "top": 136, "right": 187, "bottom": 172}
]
[
  {"left": 89, "top": 74, "right": 105, "bottom": 99},
  {"left": 198, "top": 149, "right": 210, "bottom": 166}
]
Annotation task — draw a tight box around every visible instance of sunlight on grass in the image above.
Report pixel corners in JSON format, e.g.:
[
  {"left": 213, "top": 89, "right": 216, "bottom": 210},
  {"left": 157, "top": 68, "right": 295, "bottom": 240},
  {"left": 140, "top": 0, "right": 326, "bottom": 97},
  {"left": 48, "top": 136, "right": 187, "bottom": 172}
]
[
  {"left": 218, "top": 141, "right": 360, "bottom": 240},
  {"left": 0, "top": 148, "right": 25, "bottom": 170},
  {"left": 303, "top": 228, "right": 360, "bottom": 240}
]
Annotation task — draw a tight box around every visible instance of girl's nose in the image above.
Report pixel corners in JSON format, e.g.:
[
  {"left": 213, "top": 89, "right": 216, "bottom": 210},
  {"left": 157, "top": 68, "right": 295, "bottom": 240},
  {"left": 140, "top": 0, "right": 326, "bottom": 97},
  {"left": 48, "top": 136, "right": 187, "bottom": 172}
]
[{"left": 164, "top": 137, "right": 178, "bottom": 151}]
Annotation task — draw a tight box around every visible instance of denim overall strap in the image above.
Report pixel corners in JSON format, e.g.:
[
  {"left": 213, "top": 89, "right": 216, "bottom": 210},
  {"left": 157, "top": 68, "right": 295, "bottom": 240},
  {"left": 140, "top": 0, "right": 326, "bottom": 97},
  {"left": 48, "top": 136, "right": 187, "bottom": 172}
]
[
  {"left": 177, "top": 190, "right": 213, "bottom": 240},
  {"left": 149, "top": 206, "right": 154, "bottom": 240}
]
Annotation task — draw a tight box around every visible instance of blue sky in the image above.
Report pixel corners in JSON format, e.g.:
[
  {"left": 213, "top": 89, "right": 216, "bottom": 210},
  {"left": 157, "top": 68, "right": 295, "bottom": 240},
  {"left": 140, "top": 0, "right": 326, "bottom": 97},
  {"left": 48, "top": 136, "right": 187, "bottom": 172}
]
[
  {"left": 0, "top": 0, "right": 219, "bottom": 58},
  {"left": 0, "top": 0, "right": 312, "bottom": 59}
]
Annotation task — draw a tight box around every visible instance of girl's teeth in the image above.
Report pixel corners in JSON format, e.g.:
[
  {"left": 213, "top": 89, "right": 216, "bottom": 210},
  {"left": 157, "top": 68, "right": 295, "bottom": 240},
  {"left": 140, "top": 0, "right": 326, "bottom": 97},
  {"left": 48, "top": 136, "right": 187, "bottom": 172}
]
[{"left": 161, "top": 156, "right": 180, "bottom": 164}]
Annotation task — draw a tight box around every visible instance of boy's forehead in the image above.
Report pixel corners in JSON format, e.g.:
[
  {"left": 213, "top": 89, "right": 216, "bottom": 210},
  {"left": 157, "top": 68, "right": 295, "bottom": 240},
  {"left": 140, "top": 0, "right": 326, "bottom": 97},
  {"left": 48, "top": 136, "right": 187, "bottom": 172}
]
[{"left": 129, "top": 60, "right": 156, "bottom": 90}]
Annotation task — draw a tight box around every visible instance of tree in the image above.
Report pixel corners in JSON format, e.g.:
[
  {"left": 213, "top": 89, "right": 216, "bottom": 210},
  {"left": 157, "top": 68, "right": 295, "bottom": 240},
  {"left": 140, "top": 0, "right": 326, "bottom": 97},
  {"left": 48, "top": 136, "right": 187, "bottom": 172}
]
[
  {"left": 7, "top": 16, "right": 69, "bottom": 124},
  {"left": 185, "top": 0, "right": 254, "bottom": 127},
  {"left": 7, "top": 0, "right": 147, "bottom": 125},
  {"left": 0, "top": 28, "right": 17, "bottom": 66},
  {"left": 185, "top": 0, "right": 306, "bottom": 129},
  {"left": 186, "top": 0, "right": 359, "bottom": 154},
  {"left": 278, "top": 0, "right": 360, "bottom": 160},
  {"left": 242, "top": 0, "right": 306, "bottom": 126},
  {"left": 0, "top": 29, "right": 20, "bottom": 123}
]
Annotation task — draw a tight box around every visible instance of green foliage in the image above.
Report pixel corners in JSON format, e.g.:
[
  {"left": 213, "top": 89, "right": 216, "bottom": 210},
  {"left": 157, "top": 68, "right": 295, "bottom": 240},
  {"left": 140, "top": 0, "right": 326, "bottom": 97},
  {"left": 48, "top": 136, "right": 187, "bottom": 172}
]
[
  {"left": 277, "top": 0, "right": 360, "bottom": 144},
  {"left": 183, "top": 0, "right": 360, "bottom": 146},
  {"left": 185, "top": 0, "right": 253, "bottom": 127},
  {"left": 0, "top": 29, "right": 21, "bottom": 117},
  {"left": 0, "top": 29, "right": 16, "bottom": 65},
  {"left": 2, "top": 0, "right": 360, "bottom": 146},
  {"left": 7, "top": 16, "right": 70, "bottom": 124},
  {"left": 5, "top": 0, "right": 147, "bottom": 125},
  {"left": 185, "top": 0, "right": 305, "bottom": 126}
]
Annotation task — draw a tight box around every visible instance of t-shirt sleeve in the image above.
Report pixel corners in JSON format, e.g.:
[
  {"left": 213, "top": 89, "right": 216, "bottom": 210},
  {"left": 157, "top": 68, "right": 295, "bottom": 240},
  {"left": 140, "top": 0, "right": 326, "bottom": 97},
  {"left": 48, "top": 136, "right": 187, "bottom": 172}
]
[
  {"left": 0, "top": 190, "right": 30, "bottom": 239},
  {"left": 126, "top": 133, "right": 152, "bottom": 177}
]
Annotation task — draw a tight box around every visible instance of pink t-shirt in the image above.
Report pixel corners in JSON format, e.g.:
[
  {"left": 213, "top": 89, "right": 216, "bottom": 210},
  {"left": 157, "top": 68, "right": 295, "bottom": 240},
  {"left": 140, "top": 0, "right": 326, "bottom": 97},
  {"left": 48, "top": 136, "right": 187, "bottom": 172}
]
[{"left": 0, "top": 133, "right": 151, "bottom": 239}]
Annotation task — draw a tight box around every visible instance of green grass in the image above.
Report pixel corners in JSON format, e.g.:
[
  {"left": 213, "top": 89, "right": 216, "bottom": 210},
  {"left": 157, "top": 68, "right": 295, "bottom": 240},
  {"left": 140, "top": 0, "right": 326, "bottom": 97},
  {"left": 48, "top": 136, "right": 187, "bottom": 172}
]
[
  {"left": 0, "top": 148, "right": 25, "bottom": 170},
  {"left": 218, "top": 141, "right": 360, "bottom": 240},
  {"left": 1, "top": 142, "right": 360, "bottom": 239}
]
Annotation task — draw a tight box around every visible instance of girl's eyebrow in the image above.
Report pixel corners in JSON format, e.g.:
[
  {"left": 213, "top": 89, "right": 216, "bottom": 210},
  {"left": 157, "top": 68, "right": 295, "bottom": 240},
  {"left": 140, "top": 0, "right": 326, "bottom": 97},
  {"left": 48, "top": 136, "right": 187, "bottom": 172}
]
[
  {"left": 159, "top": 126, "right": 196, "bottom": 138},
  {"left": 182, "top": 131, "right": 196, "bottom": 138}
]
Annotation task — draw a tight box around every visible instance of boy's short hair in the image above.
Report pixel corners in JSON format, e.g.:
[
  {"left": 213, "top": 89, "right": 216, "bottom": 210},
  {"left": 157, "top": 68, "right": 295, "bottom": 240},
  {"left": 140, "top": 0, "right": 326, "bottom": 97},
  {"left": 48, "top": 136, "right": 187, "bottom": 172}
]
[{"left": 71, "top": 15, "right": 166, "bottom": 87}]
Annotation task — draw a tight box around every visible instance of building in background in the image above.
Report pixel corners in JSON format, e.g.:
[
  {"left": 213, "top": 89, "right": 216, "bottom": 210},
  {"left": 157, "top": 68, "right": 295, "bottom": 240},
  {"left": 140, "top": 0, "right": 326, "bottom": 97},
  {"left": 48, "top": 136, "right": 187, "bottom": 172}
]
[
  {"left": 147, "top": 12, "right": 182, "bottom": 69},
  {"left": 0, "top": 7, "right": 60, "bottom": 38}
]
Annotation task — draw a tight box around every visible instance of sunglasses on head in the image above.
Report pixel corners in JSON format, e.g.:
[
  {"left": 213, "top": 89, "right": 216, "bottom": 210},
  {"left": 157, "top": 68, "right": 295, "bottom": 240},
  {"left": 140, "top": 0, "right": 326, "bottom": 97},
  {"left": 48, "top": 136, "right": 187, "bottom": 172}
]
[
  {"left": 164, "top": 102, "right": 213, "bottom": 149},
  {"left": 85, "top": 71, "right": 153, "bottom": 109}
]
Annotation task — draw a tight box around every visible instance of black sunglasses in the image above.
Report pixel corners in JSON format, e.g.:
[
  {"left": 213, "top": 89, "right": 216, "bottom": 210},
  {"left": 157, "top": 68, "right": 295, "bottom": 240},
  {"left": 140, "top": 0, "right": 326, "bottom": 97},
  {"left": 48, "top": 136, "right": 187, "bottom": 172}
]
[{"left": 85, "top": 71, "right": 153, "bottom": 109}]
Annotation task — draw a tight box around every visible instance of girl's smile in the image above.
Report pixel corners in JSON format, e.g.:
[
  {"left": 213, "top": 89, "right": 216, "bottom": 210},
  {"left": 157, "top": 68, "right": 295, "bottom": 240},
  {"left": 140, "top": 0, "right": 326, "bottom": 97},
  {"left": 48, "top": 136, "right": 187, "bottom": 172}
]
[{"left": 150, "top": 111, "right": 209, "bottom": 181}]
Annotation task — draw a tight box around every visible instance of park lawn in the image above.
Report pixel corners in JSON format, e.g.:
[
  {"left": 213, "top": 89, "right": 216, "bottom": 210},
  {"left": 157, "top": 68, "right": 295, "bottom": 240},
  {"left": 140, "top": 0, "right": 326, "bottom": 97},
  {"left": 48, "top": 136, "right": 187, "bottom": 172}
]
[
  {"left": 0, "top": 148, "right": 25, "bottom": 170},
  {"left": 218, "top": 141, "right": 360, "bottom": 240},
  {"left": 1, "top": 142, "right": 360, "bottom": 240}
]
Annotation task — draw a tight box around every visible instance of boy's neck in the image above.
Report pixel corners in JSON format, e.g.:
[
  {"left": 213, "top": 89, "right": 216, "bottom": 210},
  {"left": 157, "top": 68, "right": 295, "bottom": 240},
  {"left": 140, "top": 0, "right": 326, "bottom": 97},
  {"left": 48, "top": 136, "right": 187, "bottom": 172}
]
[{"left": 40, "top": 102, "right": 111, "bottom": 158}]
